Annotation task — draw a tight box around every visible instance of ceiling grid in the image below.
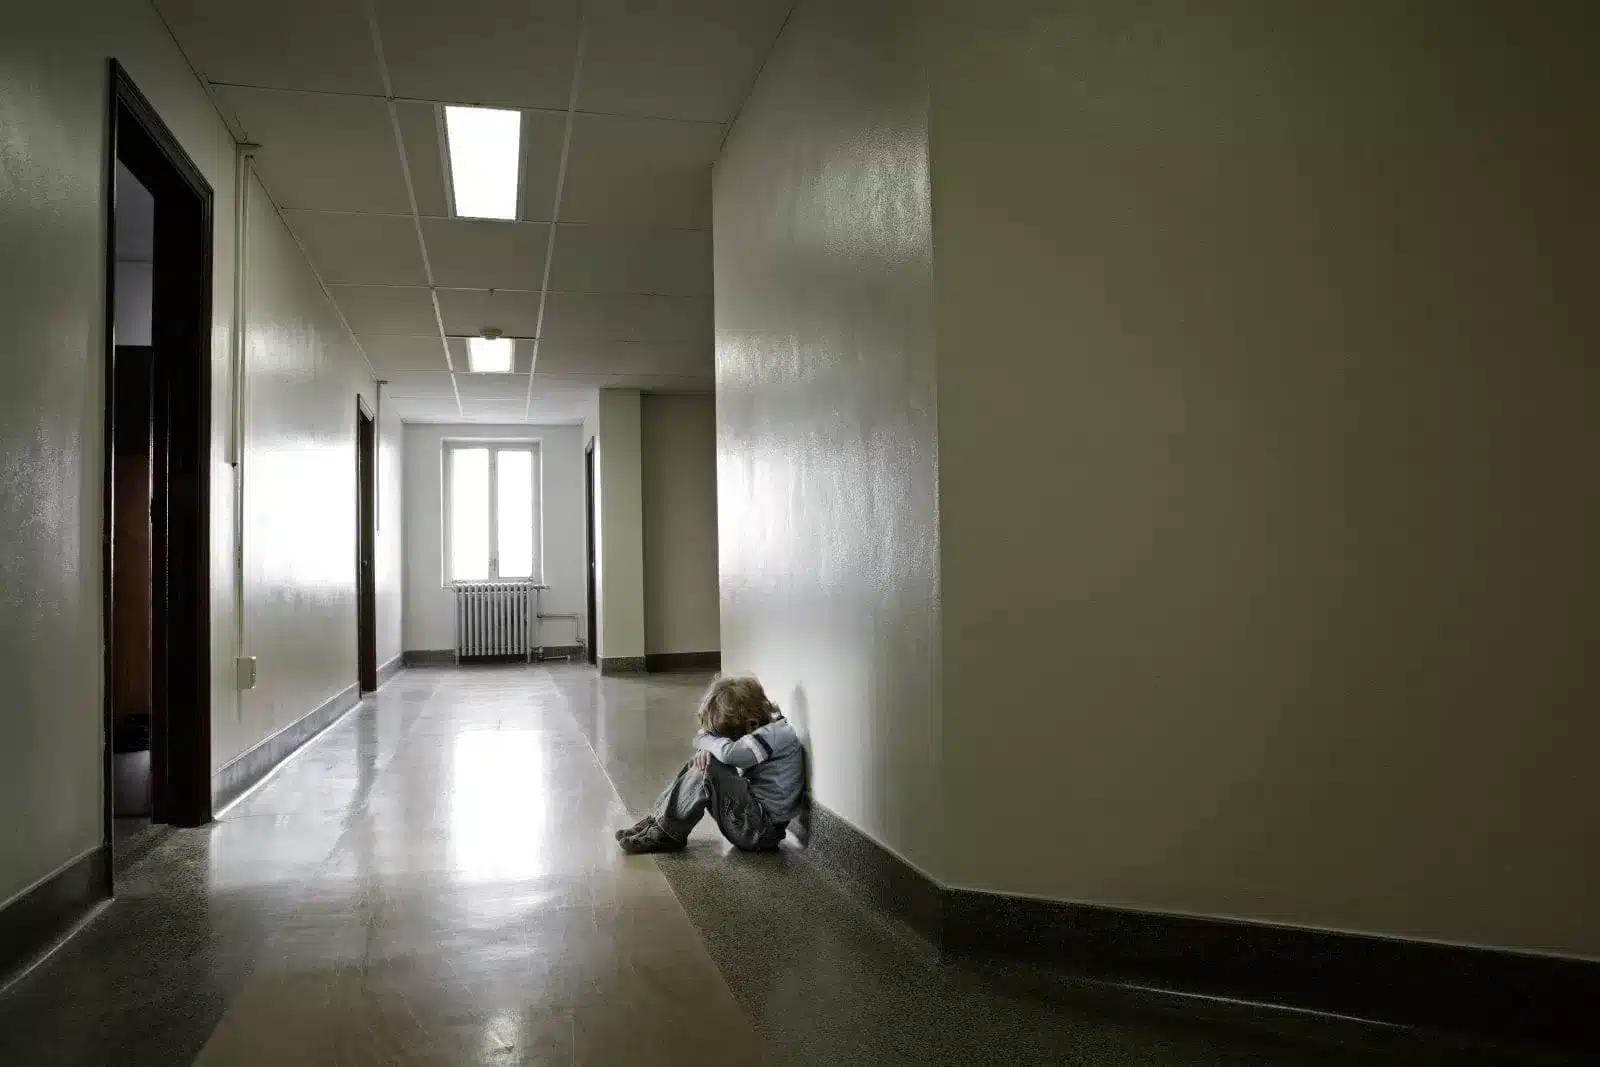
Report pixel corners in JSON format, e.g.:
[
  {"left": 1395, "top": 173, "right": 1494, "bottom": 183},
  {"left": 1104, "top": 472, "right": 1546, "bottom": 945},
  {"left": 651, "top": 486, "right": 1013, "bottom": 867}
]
[
  {"left": 362, "top": 0, "right": 464, "bottom": 416},
  {"left": 156, "top": 0, "right": 796, "bottom": 423}
]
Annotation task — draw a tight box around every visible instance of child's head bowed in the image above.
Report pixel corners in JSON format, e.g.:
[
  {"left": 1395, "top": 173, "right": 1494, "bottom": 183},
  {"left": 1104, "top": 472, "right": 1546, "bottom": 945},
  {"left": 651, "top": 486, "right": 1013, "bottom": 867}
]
[{"left": 696, "top": 675, "right": 779, "bottom": 740}]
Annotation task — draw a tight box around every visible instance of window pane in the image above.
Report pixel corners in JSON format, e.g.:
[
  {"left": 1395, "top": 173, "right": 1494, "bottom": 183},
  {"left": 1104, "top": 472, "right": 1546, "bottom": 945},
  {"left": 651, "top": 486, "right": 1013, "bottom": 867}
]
[
  {"left": 497, "top": 449, "right": 535, "bottom": 579},
  {"left": 449, "top": 448, "right": 490, "bottom": 581}
]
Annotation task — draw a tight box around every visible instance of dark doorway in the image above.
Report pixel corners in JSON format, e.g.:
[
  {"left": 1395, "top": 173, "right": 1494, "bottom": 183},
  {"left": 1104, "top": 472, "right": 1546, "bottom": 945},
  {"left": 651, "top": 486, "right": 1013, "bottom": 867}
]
[
  {"left": 585, "top": 437, "right": 598, "bottom": 666},
  {"left": 104, "top": 61, "right": 215, "bottom": 860},
  {"left": 356, "top": 399, "right": 378, "bottom": 693},
  {"left": 110, "top": 344, "right": 154, "bottom": 842}
]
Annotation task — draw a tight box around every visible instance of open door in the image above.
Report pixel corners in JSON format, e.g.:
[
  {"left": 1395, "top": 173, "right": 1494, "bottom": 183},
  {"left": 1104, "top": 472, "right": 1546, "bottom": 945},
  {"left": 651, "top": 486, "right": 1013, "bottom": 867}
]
[
  {"left": 356, "top": 399, "right": 378, "bottom": 692},
  {"left": 110, "top": 345, "right": 154, "bottom": 840},
  {"left": 104, "top": 61, "right": 215, "bottom": 853}
]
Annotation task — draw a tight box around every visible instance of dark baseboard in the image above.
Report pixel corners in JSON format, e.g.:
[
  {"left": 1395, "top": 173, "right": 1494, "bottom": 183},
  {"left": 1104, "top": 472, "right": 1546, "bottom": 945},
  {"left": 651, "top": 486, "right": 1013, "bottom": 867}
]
[
  {"left": 945, "top": 891, "right": 1599, "bottom": 1056},
  {"left": 0, "top": 846, "right": 110, "bottom": 991},
  {"left": 644, "top": 650, "right": 721, "bottom": 672},
  {"left": 800, "top": 801, "right": 1599, "bottom": 1056},
  {"left": 212, "top": 683, "right": 360, "bottom": 813},
  {"left": 600, "top": 656, "right": 647, "bottom": 675},
  {"left": 804, "top": 802, "right": 943, "bottom": 946},
  {"left": 402, "top": 649, "right": 455, "bottom": 666},
  {"left": 375, "top": 654, "right": 403, "bottom": 687}
]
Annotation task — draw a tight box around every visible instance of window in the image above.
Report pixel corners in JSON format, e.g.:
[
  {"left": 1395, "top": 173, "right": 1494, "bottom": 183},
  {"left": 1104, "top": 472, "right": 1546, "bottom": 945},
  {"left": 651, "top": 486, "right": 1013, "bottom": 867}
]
[{"left": 444, "top": 442, "right": 539, "bottom": 582}]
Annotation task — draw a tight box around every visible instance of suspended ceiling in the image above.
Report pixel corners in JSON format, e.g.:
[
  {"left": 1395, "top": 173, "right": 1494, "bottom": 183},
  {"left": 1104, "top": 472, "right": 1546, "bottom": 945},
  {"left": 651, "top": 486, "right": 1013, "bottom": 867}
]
[{"left": 154, "top": 0, "right": 794, "bottom": 422}]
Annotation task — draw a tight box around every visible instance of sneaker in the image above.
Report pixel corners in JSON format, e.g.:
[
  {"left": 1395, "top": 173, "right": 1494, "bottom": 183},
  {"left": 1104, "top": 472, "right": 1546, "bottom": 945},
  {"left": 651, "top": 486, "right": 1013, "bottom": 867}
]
[
  {"left": 614, "top": 815, "right": 655, "bottom": 842},
  {"left": 619, "top": 823, "right": 686, "bottom": 854}
]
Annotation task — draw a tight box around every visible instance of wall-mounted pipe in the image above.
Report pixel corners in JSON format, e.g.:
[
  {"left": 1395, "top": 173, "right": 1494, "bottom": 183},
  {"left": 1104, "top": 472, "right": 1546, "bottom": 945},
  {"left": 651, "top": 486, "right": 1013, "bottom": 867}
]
[
  {"left": 230, "top": 142, "right": 258, "bottom": 701},
  {"left": 228, "top": 143, "right": 258, "bottom": 468}
]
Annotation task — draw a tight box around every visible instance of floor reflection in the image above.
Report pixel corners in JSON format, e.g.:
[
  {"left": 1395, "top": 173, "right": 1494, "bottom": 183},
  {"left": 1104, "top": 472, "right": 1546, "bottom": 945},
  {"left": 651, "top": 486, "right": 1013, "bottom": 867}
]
[{"left": 449, "top": 729, "right": 548, "bottom": 882}]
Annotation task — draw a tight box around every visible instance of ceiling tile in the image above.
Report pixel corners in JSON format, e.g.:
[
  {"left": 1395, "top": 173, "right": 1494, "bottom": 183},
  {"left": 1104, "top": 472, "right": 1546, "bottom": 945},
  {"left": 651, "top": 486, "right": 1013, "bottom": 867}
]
[
  {"left": 284, "top": 211, "right": 426, "bottom": 286},
  {"left": 460, "top": 398, "right": 534, "bottom": 419},
  {"left": 384, "top": 372, "right": 458, "bottom": 401},
  {"left": 360, "top": 334, "right": 450, "bottom": 373},
  {"left": 578, "top": 0, "right": 792, "bottom": 122},
  {"left": 421, "top": 219, "right": 550, "bottom": 290},
  {"left": 437, "top": 289, "right": 545, "bottom": 338},
  {"left": 389, "top": 395, "right": 460, "bottom": 421},
  {"left": 374, "top": 0, "right": 583, "bottom": 109},
  {"left": 549, "top": 226, "right": 710, "bottom": 297},
  {"left": 517, "top": 111, "right": 569, "bottom": 223},
  {"left": 559, "top": 113, "right": 718, "bottom": 227},
  {"left": 330, "top": 286, "right": 439, "bottom": 334},
  {"left": 526, "top": 383, "right": 601, "bottom": 423},
  {"left": 531, "top": 371, "right": 711, "bottom": 392},
  {"left": 221, "top": 88, "right": 410, "bottom": 214},
  {"left": 541, "top": 292, "right": 712, "bottom": 344},
  {"left": 454, "top": 373, "right": 530, "bottom": 401},
  {"left": 394, "top": 101, "right": 449, "bottom": 217},
  {"left": 154, "top": 0, "right": 385, "bottom": 96},
  {"left": 534, "top": 339, "right": 710, "bottom": 378}
]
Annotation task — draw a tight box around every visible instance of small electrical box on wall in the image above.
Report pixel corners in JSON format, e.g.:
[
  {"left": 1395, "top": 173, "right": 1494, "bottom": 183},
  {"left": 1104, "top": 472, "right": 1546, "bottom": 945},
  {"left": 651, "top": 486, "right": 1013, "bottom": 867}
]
[{"left": 235, "top": 656, "right": 258, "bottom": 691}]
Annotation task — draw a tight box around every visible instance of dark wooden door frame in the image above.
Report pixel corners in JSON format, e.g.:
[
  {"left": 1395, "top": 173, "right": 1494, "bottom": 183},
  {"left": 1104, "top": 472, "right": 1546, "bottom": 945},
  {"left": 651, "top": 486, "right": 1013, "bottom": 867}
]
[
  {"left": 104, "top": 61, "right": 215, "bottom": 855},
  {"left": 584, "top": 437, "right": 598, "bottom": 666},
  {"left": 355, "top": 398, "right": 378, "bottom": 693}
]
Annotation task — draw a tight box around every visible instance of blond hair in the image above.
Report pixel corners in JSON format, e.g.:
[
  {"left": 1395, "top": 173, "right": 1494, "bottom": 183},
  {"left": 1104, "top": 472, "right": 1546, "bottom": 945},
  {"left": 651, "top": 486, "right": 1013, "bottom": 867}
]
[{"left": 697, "top": 675, "right": 778, "bottom": 739}]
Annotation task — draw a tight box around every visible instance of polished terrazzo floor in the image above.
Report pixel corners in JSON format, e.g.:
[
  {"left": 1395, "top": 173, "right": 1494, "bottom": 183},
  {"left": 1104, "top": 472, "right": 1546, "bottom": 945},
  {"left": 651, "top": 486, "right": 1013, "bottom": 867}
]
[{"left": 0, "top": 666, "right": 1563, "bottom": 1065}]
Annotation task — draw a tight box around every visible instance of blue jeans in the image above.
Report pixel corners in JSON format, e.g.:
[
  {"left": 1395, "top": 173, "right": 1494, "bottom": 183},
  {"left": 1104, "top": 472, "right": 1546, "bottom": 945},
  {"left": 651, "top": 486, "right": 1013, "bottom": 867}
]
[{"left": 650, "top": 759, "right": 787, "bottom": 850}]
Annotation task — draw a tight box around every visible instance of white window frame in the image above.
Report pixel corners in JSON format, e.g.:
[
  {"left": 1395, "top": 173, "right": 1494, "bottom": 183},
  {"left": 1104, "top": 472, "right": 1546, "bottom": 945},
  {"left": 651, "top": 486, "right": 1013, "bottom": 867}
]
[{"left": 441, "top": 439, "right": 542, "bottom": 585}]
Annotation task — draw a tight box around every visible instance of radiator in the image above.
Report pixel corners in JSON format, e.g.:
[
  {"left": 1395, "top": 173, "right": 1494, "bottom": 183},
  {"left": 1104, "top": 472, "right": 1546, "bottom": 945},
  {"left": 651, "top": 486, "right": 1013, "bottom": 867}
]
[{"left": 454, "top": 582, "right": 540, "bottom": 661}]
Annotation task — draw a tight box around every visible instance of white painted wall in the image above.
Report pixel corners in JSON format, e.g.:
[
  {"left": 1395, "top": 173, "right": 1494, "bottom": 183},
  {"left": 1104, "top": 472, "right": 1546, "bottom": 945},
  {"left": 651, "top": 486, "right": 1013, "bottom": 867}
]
[
  {"left": 376, "top": 397, "right": 402, "bottom": 668},
  {"left": 596, "top": 390, "right": 646, "bottom": 663},
  {"left": 0, "top": 0, "right": 396, "bottom": 903},
  {"left": 641, "top": 394, "right": 720, "bottom": 657},
  {"left": 219, "top": 177, "right": 395, "bottom": 769},
  {"left": 402, "top": 423, "right": 586, "bottom": 652},
  {"left": 713, "top": 0, "right": 942, "bottom": 876},
  {"left": 928, "top": 2, "right": 1600, "bottom": 958}
]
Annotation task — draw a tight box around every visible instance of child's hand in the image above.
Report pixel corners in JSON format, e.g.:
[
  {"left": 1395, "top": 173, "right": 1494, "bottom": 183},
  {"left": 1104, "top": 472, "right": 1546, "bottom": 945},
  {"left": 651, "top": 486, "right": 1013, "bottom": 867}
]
[{"left": 693, "top": 751, "right": 713, "bottom": 772}]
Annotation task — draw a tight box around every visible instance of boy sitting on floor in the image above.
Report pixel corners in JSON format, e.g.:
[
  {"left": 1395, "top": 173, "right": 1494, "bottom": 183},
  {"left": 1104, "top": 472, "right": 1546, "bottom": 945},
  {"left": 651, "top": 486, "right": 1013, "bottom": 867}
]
[{"left": 617, "top": 675, "right": 803, "bottom": 855}]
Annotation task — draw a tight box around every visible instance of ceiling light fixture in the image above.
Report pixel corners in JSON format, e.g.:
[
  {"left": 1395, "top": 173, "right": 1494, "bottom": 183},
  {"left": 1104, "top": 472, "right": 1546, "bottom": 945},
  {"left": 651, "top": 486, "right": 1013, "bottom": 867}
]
[
  {"left": 467, "top": 329, "right": 513, "bottom": 374},
  {"left": 444, "top": 105, "right": 521, "bottom": 220}
]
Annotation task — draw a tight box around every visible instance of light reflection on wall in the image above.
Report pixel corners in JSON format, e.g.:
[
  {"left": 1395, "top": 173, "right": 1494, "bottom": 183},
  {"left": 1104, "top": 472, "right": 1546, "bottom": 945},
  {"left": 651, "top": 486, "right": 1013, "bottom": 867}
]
[
  {"left": 245, "top": 441, "right": 355, "bottom": 587},
  {"left": 449, "top": 730, "right": 548, "bottom": 882}
]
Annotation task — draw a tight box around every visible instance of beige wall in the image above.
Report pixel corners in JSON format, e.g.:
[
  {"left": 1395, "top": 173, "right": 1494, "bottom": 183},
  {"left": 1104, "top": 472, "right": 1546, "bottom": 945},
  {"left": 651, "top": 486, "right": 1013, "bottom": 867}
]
[
  {"left": 596, "top": 389, "right": 646, "bottom": 662},
  {"left": 641, "top": 394, "right": 721, "bottom": 657},
  {"left": 930, "top": 1, "right": 1599, "bottom": 957},
  {"left": 714, "top": 0, "right": 942, "bottom": 875},
  {"left": 0, "top": 0, "right": 395, "bottom": 902}
]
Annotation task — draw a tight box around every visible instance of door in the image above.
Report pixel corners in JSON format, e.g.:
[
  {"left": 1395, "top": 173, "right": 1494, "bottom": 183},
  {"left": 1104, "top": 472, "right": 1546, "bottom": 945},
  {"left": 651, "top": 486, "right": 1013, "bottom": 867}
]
[
  {"left": 105, "top": 61, "right": 215, "bottom": 842},
  {"left": 356, "top": 400, "right": 378, "bottom": 692},
  {"left": 585, "top": 438, "right": 597, "bottom": 666}
]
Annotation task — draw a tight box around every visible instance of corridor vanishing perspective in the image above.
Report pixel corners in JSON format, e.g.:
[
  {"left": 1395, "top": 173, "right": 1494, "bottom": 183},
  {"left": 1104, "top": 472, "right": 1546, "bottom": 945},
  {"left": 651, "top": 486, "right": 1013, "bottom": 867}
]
[{"left": 0, "top": 667, "right": 1570, "bottom": 1066}]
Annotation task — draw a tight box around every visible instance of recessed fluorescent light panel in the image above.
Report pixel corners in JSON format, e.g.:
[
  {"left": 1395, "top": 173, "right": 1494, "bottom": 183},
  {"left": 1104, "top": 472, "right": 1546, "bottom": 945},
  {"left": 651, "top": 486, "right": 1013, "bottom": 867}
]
[
  {"left": 444, "top": 105, "right": 521, "bottom": 220},
  {"left": 467, "top": 336, "right": 514, "bottom": 373}
]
